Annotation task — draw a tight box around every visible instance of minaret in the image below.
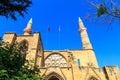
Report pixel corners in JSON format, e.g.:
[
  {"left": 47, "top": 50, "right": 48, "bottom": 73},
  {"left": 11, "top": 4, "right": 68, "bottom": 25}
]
[
  {"left": 24, "top": 18, "right": 32, "bottom": 35},
  {"left": 78, "top": 17, "right": 93, "bottom": 49}
]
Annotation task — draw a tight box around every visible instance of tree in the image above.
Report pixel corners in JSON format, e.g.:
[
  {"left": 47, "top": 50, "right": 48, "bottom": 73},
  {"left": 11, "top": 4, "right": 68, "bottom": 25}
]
[
  {"left": 86, "top": 0, "right": 120, "bottom": 24},
  {"left": 0, "top": 41, "right": 43, "bottom": 80},
  {"left": 0, "top": 0, "right": 32, "bottom": 20}
]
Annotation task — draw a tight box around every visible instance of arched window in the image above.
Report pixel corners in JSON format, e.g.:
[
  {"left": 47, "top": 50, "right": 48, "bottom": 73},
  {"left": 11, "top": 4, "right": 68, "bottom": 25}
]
[
  {"left": 19, "top": 40, "right": 28, "bottom": 57},
  {"left": 45, "top": 53, "right": 67, "bottom": 67},
  {"left": 89, "top": 77, "right": 98, "bottom": 80}
]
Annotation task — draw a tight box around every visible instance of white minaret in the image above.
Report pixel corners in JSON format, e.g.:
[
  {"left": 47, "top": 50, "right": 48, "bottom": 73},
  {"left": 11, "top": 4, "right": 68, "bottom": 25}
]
[
  {"left": 24, "top": 18, "right": 32, "bottom": 35},
  {"left": 78, "top": 17, "right": 93, "bottom": 49}
]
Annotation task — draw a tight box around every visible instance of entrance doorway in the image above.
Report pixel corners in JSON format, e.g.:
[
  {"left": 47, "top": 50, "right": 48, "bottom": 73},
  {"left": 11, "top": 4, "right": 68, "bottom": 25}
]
[
  {"left": 45, "top": 72, "right": 64, "bottom": 80},
  {"left": 48, "top": 76, "right": 59, "bottom": 80}
]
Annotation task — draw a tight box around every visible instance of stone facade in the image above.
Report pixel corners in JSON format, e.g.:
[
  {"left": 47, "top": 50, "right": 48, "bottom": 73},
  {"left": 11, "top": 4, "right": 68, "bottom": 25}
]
[{"left": 2, "top": 18, "right": 120, "bottom": 80}]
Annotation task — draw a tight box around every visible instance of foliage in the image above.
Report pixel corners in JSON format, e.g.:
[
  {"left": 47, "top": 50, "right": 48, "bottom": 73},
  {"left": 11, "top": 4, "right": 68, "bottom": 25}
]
[
  {"left": 97, "top": 4, "right": 106, "bottom": 17},
  {"left": 0, "top": 42, "right": 42, "bottom": 80},
  {"left": 0, "top": 0, "right": 32, "bottom": 20},
  {"left": 87, "top": 0, "right": 120, "bottom": 24}
]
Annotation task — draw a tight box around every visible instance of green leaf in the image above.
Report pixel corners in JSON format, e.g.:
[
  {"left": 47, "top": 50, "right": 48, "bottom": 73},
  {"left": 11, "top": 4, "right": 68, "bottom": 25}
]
[{"left": 97, "top": 4, "right": 106, "bottom": 17}]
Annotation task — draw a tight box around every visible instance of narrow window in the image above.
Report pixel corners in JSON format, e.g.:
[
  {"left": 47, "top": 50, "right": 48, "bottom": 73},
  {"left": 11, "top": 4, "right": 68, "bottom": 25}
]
[{"left": 77, "top": 59, "right": 80, "bottom": 66}]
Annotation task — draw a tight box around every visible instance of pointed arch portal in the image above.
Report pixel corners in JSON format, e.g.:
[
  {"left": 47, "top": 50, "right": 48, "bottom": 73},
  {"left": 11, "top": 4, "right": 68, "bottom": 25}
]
[
  {"left": 45, "top": 72, "right": 64, "bottom": 80},
  {"left": 48, "top": 76, "right": 59, "bottom": 80}
]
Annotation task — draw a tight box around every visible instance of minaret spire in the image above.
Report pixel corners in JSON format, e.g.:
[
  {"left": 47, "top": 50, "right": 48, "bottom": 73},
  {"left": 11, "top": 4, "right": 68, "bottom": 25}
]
[
  {"left": 78, "top": 17, "right": 93, "bottom": 49},
  {"left": 78, "top": 17, "right": 82, "bottom": 22},
  {"left": 24, "top": 18, "right": 32, "bottom": 35},
  {"left": 28, "top": 18, "right": 32, "bottom": 24}
]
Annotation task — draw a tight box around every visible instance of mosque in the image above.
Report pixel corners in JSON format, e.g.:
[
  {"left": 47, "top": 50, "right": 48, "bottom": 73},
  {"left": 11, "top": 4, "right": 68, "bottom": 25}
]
[{"left": 2, "top": 18, "right": 120, "bottom": 80}]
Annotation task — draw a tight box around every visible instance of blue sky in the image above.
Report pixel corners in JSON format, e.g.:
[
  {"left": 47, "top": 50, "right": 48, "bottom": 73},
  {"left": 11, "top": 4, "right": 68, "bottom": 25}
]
[{"left": 0, "top": 0, "right": 120, "bottom": 68}]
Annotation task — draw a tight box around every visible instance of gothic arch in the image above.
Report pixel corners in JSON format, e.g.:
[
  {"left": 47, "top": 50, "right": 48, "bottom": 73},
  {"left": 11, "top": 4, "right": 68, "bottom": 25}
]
[
  {"left": 45, "top": 52, "right": 67, "bottom": 60},
  {"left": 45, "top": 72, "right": 64, "bottom": 80},
  {"left": 88, "top": 76, "right": 98, "bottom": 80},
  {"left": 18, "top": 39, "right": 29, "bottom": 59},
  {"left": 45, "top": 53, "right": 67, "bottom": 67},
  {"left": 19, "top": 39, "right": 29, "bottom": 50}
]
